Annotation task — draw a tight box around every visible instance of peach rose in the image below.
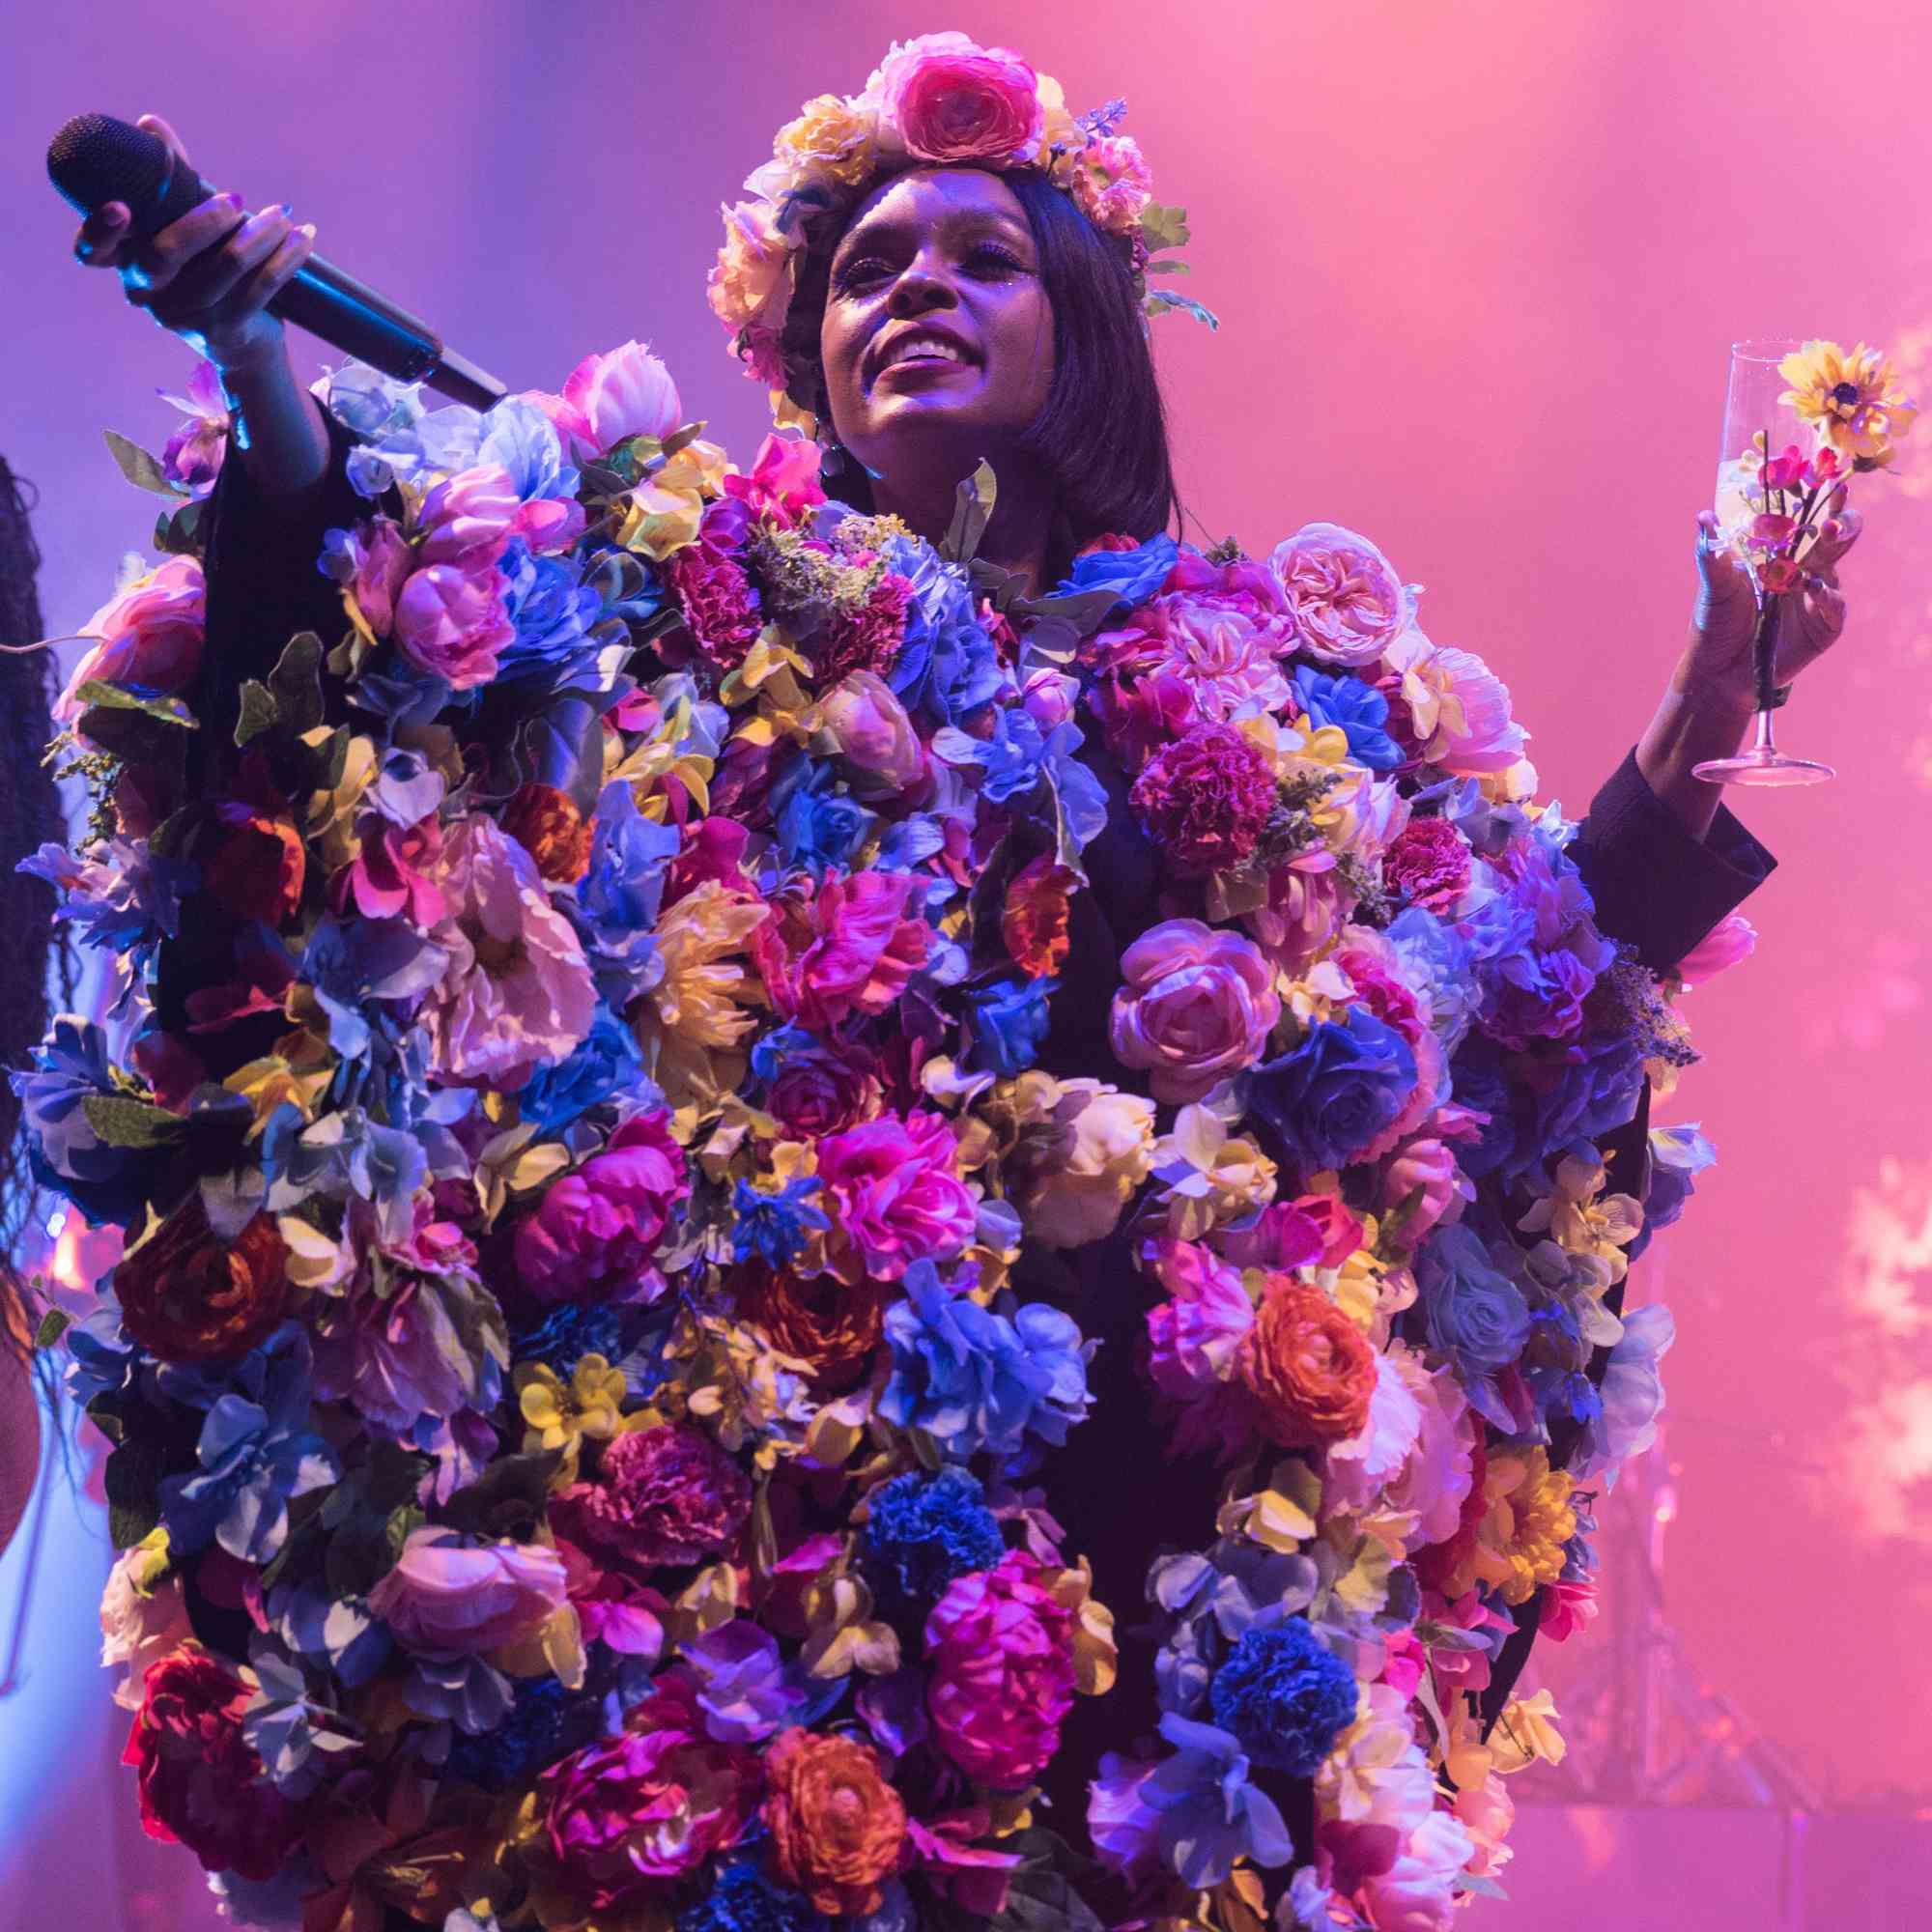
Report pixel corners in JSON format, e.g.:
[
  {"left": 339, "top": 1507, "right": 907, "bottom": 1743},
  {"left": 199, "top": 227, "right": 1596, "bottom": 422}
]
[
  {"left": 55, "top": 554, "right": 205, "bottom": 725},
  {"left": 875, "top": 33, "right": 1045, "bottom": 164},
  {"left": 1267, "top": 522, "right": 1412, "bottom": 668}
]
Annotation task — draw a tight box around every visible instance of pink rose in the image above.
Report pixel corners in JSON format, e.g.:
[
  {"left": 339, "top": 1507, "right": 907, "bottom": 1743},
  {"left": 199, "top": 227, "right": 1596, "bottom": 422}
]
[
  {"left": 753, "top": 870, "right": 930, "bottom": 1033},
  {"left": 55, "top": 554, "right": 206, "bottom": 724},
  {"left": 818, "top": 1108, "right": 975, "bottom": 1283},
  {"left": 329, "top": 515, "right": 412, "bottom": 636},
  {"left": 818, "top": 672, "right": 928, "bottom": 794},
  {"left": 551, "top": 1423, "right": 753, "bottom": 1577},
  {"left": 1268, "top": 522, "right": 1412, "bottom": 668},
  {"left": 539, "top": 1675, "right": 761, "bottom": 1904},
  {"left": 559, "top": 339, "right": 683, "bottom": 454},
  {"left": 877, "top": 34, "right": 1046, "bottom": 164},
  {"left": 368, "top": 1526, "right": 568, "bottom": 1652},
  {"left": 1380, "top": 1138, "right": 1466, "bottom": 1243},
  {"left": 1110, "top": 918, "right": 1280, "bottom": 1102},
  {"left": 394, "top": 559, "right": 515, "bottom": 689},
  {"left": 514, "top": 1110, "right": 690, "bottom": 1305},
  {"left": 923, "top": 1550, "right": 1077, "bottom": 1787},
  {"left": 1383, "top": 630, "right": 1527, "bottom": 775},
  {"left": 423, "top": 815, "right": 595, "bottom": 1089},
  {"left": 723, "top": 434, "right": 829, "bottom": 525},
  {"left": 765, "top": 1037, "right": 882, "bottom": 1139},
  {"left": 417, "top": 462, "right": 521, "bottom": 566}
]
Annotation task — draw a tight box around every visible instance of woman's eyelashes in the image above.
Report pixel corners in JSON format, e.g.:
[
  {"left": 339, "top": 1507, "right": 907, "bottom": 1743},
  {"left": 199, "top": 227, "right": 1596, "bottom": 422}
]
[{"left": 834, "top": 241, "right": 1032, "bottom": 296}]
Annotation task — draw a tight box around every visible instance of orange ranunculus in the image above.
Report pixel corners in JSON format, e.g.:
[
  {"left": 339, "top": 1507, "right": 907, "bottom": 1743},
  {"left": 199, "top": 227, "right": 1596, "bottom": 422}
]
[
  {"left": 1002, "top": 856, "right": 1077, "bottom": 979},
  {"left": 762, "top": 1726, "right": 907, "bottom": 1917},
  {"left": 1239, "top": 1276, "right": 1377, "bottom": 1448},
  {"left": 501, "top": 781, "right": 592, "bottom": 886},
  {"left": 737, "top": 1264, "right": 888, "bottom": 1393},
  {"left": 115, "top": 1197, "right": 291, "bottom": 1364}
]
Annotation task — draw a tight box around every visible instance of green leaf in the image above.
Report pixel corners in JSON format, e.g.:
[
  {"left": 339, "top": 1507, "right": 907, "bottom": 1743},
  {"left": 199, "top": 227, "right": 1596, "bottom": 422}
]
[
  {"left": 104, "top": 429, "right": 185, "bottom": 498},
  {"left": 439, "top": 1449, "right": 564, "bottom": 1542},
  {"left": 81, "top": 1093, "right": 189, "bottom": 1149},
  {"left": 1144, "top": 290, "right": 1221, "bottom": 330},
  {"left": 268, "top": 632, "right": 326, "bottom": 736},
  {"left": 940, "top": 460, "right": 998, "bottom": 566},
  {"left": 1139, "top": 201, "right": 1192, "bottom": 252},
  {"left": 104, "top": 1436, "right": 169, "bottom": 1550},
  {"left": 658, "top": 419, "right": 707, "bottom": 462},
  {"left": 1146, "top": 259, "right": 1193, "bottom": 274},
  {"left": 73, "top": 679, "right": 199, "bottom": 728},
  {"left": 235, "top": 679, "right": 280, "bottom": 748},
  {"left": 33, "top": 1309, "right": 71, "bottom": 1350},
  {"left": 154, "top": 496, "right": 208, "bottom": 556}
]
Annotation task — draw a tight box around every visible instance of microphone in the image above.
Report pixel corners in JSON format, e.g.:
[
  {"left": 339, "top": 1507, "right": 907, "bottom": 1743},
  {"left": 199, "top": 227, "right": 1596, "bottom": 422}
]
[{"left": 48, "top": 113, "right": 507, "bottom": 411}]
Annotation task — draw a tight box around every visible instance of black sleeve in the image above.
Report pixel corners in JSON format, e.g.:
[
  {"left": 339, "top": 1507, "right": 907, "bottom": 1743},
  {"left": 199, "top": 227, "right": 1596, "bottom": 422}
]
[
  {"left": 187, "top": 409, "right": 366, "bottom": 791},
  {"left": 1570, "top": 747, "right": 1776, "bottom": 973}
]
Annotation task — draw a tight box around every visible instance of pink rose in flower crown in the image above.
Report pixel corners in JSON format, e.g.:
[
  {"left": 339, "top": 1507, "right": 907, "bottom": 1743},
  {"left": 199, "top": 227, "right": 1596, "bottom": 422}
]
[
  {"left": 1110, "top": 919, "right": 1281, "bottom": 1102},
  {"left": 817, "top": 1108, "right": 976, "bottom": 1283},
  {"left": 123, "top": 1647, "right": 301, "bottom": 1881},
  {"left": 1130, "top": 723, "right": 1279, "bottom": 875},
  {"left": 54, "top": 554, "right": 205, "bottom": 724},
  {"left": 753, "top": 868, "right": 930, "bottom": 1032},
  {"left": 394, "top": 559, "right": 515, "bottom": 689},
  {"left": 367, "top": 1526, "right": 567, "bottom": 1653},
  {"left": 423, "top": 814, "right": 595, "bottom": 1089},
  {"left": 514, "top": 1109, "right": 690, "bottom": 1305},
  {"left": 923, "top": 1549, "right": 1078, "bottom": 1787},
  {"left": 539, "top": 1674, "right": 761, "bottom": 1905},
  {"left": 875, "top": 34, "right": 1046, "bottom": 164},
  {"left": 550, "top": 1422, "right": 753, "bottom": 1576},
  {"left": 555, "top": 339, "right": 683, "bottom": 454},
  {"left": 818, "top": 672, "right": 928, "bottom": 794},
  {"left": 417, "top": 463, "right": 521, "bottom": 566},
  {"left": 1268, "top": 522, "right": 1413, "bottom": 668}
]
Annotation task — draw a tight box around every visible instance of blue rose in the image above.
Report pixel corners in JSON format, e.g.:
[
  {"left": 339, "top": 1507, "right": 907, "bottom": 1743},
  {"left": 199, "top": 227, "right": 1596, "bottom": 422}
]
[
  {"left": 1415, "top": 1223, "right": 1531, "bottom": 1377},
  {"left": 1245, "top": 1006, "right": 1417, "bottom": 1174},
  {"left": 1291, "top": 665, "right": 1403, "bottom": 771},
  {"left": 881, "top": 532, "right": 1003, "bottom": 724},
  {"left": 517, "top": 1010, "right": 647, "bottom": 1132},
  {"left": 1208, "top": 1618, "right": 1359, "bottom": 1776},
  {"left": 1052, "top": 530, "right": 1179, "bottom": 611},
  {"left": 772, "top": 758, "right": 875, "bottom": 876},
  {"left": 966, "top": 976, "right": 1057, "bottom": 1076},
  {"left": 496, "top": 541, "right": 607, "bottom": 692}
]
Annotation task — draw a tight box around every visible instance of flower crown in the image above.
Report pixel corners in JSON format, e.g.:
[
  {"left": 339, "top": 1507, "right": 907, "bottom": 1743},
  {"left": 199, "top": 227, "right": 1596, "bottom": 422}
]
[{"left": 707, "top": 31, "right": 1216, "bottom": 424}]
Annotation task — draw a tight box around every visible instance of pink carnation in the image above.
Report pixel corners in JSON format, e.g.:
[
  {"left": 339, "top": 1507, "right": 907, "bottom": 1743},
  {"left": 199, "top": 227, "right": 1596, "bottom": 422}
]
[
  {"left": 538, "top": 1675, "right": 761, "bottom": 1904},
  {"left": 423, "top": 815, "right": 595, "bottom": 1090},
  {"left": 551, "top": 1423, "right": 753, "bottom": 1577},
  {"left": 394, "top": 559, "right": 515, "bottom": 689},
  {"left": 1072, "top": 133, "right": 1155, "bottom": 234},
  {"left": 368, "top": 1527, "right": 568, "bottom": 1653},
  {"left": 667, "top": 510, "right": 764, "bottom": 671},
  {"left": 753, "top": 869, "right": 930, "bottom": 1033},
  {"left": 1130, "top": 723, "right": 1278, "bottom": 875},
  {"left": 1268, "top": 522, "right": 1412, "bottom": 668},
  {"left": 514, "top": 1110, "right": 690, "bottom": 1305},
  {"left": 923, "top": 1549, "right": 1077, "bottom": 1787},
  {"left": 1382, "top": 818, "right": 1472, "bottom": 913},
  {"left": 815, "top": 573, "right": 913, "bottom": 684},
  {"left": 875, "top": 34, "right": 1045, "bottom": 165},
  {"left": 55, "top": 554, "right": 205, "bottom": 724},
  {"left": 817, "top": 1109, "right": 975, "bottom": 1283},
  {"left": 557, "top": 339, "right": 683, "bottom": 454},
  {"left": 1110, "top": 918, "right": 1280, "bottom": 1101}
]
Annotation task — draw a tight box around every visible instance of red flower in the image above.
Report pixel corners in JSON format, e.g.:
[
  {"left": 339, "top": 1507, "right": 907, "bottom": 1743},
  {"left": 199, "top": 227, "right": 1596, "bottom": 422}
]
[
  {"left": 205, "top": 753, "right": 305, "bottom": 926},
  {"left": 501, "top": 781, "right": 592, "bottom": 885},
  {"left": 115, "top": 1196, "right": 290, "bottom": 1364},
  {"left": 1238, "top": 1276, "right": 1378, "bottom": 1448},
  {"left": 123, "top": 1647, "right": 301, "bottom": 1881},
  {"left": 1129, "top": 722, "right": 1278, "bottom": 874},
  {"left": 813, "top": 573, "right": 913, "bottom": 684},
  {"left": 668, "top": 503, "right": 763, "bottom": 671}
]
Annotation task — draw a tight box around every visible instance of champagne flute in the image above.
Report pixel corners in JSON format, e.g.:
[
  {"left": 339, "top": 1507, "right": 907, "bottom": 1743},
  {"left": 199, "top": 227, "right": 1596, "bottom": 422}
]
[{"left": 1692, "top": 337, "right": 1836, "bottom": 786}]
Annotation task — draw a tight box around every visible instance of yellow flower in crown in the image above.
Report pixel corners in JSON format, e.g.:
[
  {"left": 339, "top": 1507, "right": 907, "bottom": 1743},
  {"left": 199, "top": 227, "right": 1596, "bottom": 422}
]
[
  {"left": 772, "top": 94, "right": 881, "bottom": 188},
  {"left": 1778, "top": 339, "right": 1919, "bottom": 467}
]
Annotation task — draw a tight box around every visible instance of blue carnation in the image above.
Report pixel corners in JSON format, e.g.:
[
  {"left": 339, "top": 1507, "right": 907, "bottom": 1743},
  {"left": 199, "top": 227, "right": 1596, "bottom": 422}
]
[
  {"left": 1415, "top": 1223, "right": 1531, "bottom": 1378},
  {"left": 731, "top": 1175, "right": 831, "bottom": 1268},
  {"left": 966, "top": 976, "right": 1057, "bottom": 1076},
  {"left": 1052, "top": 531, "right": 1179, "bottom": 612},
  {"left": 1245, "top": 1006, "right": 1417, "bottom": 1175},
  {"left": 1291, "top": 666, "right": 1402, "bottom": 771},
  {"left": 445, "top": 1675, "right": 590, "bottom": 1791},
  {"left": 861, "top": 1465, "right": 1006, "bottom": 1603},
  {"left": 878, "top": 1262, "right": 1093, "bottom": 1459},
  {"left": 512, "top": 1301, "right": 630, "bottom": 1378},
  {"left": 676, "top": 1862, "right": 827, "bottom": 1932},
  {"left": 1208, "top": 1619, "right": 1358, "bottom": 1776}
]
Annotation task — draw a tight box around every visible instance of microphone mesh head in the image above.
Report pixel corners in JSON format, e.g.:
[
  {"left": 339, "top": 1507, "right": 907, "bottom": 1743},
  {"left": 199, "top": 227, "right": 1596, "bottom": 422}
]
[{"left": 46, "top": 115, "right": 196, "bottom": 234}]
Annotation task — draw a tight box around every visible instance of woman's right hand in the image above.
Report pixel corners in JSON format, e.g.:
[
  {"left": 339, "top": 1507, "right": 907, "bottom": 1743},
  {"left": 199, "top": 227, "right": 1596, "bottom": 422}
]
[{"left": 71, "top": 114, "right": 315, "bottom": 378}]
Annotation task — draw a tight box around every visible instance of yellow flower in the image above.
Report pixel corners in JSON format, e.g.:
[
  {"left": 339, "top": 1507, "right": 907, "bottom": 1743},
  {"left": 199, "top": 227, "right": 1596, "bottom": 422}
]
[
  {"left": 1489, "top": 1688, "right": 1567, "bottom": 1776},
  {"left": 775, "top": 94, "right": 879, "bottom": 185},
  {"left": 1778, "top": 339, "right": 1918, "bottom": 466},
  {"left": 643, "top": 880, "right": 768, "bottom": 1053},
  {"left": 1516, "top": 1147, "right": 1642, "bottom": 1285},
  {"left": 618, "top": 439, "right": 729, "bottom": 560},
  {"left": 1040, "top": 1558, "right": 1119, "bottom": 1695},
  {"left": 516, "top": 1355, "right": 627, "bottom": 1468},
  {"left": 1469, "top": 1445, "right": 1576, "bottom": 1606},
  {"left": 1151, "top": 1102, "right": 1278, "bottom": 1240},
  {"left": 1021, "top": 1079, "right": 1156, "bottom": 1249}
]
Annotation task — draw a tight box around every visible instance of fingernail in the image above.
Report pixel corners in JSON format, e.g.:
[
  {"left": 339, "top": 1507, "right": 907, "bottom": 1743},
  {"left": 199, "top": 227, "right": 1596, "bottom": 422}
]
[
  {"left": 298, "top": 222, "right": 316, "bottom": 240},
  {"left": 278, "top": 202, "right": 294, "bottom": 217},
  {"left": 223, "top": 190, "right": 243, "bottom": 208}
]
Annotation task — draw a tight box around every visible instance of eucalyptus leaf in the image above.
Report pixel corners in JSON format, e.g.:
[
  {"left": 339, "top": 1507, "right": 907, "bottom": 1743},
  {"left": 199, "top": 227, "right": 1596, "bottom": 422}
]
[
  {"left": 33, "top": 1309, "right": 71, "bottom": 1350},
  {"left": 82, "top": 1094, "right": 190, "bottom": 1150},
  {"left": 104, "top": 429, "right": 185, "bottom": 498},
  {"left": 1144, "top": 291, "right": 1221, "bottom": 330}
]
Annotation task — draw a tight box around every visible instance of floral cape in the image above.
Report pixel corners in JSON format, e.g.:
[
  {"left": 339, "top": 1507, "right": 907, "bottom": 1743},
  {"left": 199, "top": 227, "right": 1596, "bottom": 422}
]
[{"left": 21, "top": 341, "right": 1728, "bottom": 1932}]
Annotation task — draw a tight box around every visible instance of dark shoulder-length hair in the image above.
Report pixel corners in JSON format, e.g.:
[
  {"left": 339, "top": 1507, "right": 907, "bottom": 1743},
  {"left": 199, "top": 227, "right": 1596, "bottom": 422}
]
[{"left": 780, "top": 170, "right": 1180, "bottom": 565}]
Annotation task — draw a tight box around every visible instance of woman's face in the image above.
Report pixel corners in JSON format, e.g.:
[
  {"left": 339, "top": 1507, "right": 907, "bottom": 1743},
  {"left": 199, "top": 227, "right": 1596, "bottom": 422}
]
[{"left": 819, "top": 167, "right": 1056, "bottom": 501}]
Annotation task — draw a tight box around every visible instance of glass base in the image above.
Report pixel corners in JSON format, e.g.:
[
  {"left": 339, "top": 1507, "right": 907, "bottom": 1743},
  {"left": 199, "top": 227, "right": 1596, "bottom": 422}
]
[{"left": 1692, "top": 746, "right": 1835, "bottom": 787}]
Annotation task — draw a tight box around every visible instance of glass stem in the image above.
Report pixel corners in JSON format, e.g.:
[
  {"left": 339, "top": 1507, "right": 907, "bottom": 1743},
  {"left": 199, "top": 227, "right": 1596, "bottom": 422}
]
[{"left": 1749, "top": 705, "right": 1777, "bottom": 757}]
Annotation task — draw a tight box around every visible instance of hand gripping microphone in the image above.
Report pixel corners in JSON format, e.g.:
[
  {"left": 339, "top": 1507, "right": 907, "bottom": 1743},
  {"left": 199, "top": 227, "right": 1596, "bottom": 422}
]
[{"left": 48, "top": 113, "right": 508, "bottom": 409}]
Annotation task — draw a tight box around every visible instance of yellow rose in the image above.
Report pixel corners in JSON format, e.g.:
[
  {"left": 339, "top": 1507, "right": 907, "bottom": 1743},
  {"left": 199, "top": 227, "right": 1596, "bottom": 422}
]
[
  {"left": 776, "top": 95, "right": 879, "bottom": 186},
  {"left": 1025, "top": 1079, "right": 1156, "bottom": 1248}
]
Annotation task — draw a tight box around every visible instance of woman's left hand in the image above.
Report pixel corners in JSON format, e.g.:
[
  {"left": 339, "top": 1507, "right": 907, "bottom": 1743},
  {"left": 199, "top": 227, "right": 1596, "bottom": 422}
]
[{"left": 1636, "top": 502, "right": 1862, "bottom": 836}]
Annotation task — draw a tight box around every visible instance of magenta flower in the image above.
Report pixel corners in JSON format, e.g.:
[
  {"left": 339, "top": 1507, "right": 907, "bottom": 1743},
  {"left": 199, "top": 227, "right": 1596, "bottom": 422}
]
[
  {"left": 514, "top": 1109, "right": 689, "bottom": 1305},
  {"left": 557, "top": 339, "right": 684, "bottom": 454},
  {"left": 394, "top": 560, "right": 515, "bottom": 689},
  {"left": 550, "top": 1424, "right": 753, "bottom": 1577},
  {"left": 1110, "top": 918, "right": 1280, "bottom": 1102},
  {"left": 417, "top": 462, "right": 521, "bottom": 567},
  {"left": 817, "top": 1108, "right": 975, "bottom": 1283},
  {"left": 875, "top": 34, "right": 1046, "bottom": 165}
]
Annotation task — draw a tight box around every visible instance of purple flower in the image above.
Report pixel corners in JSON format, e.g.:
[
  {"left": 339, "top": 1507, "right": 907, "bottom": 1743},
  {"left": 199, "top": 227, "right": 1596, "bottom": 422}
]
[{"left": 679, "top": 1621, "right": 808, "bottom": 1743}]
